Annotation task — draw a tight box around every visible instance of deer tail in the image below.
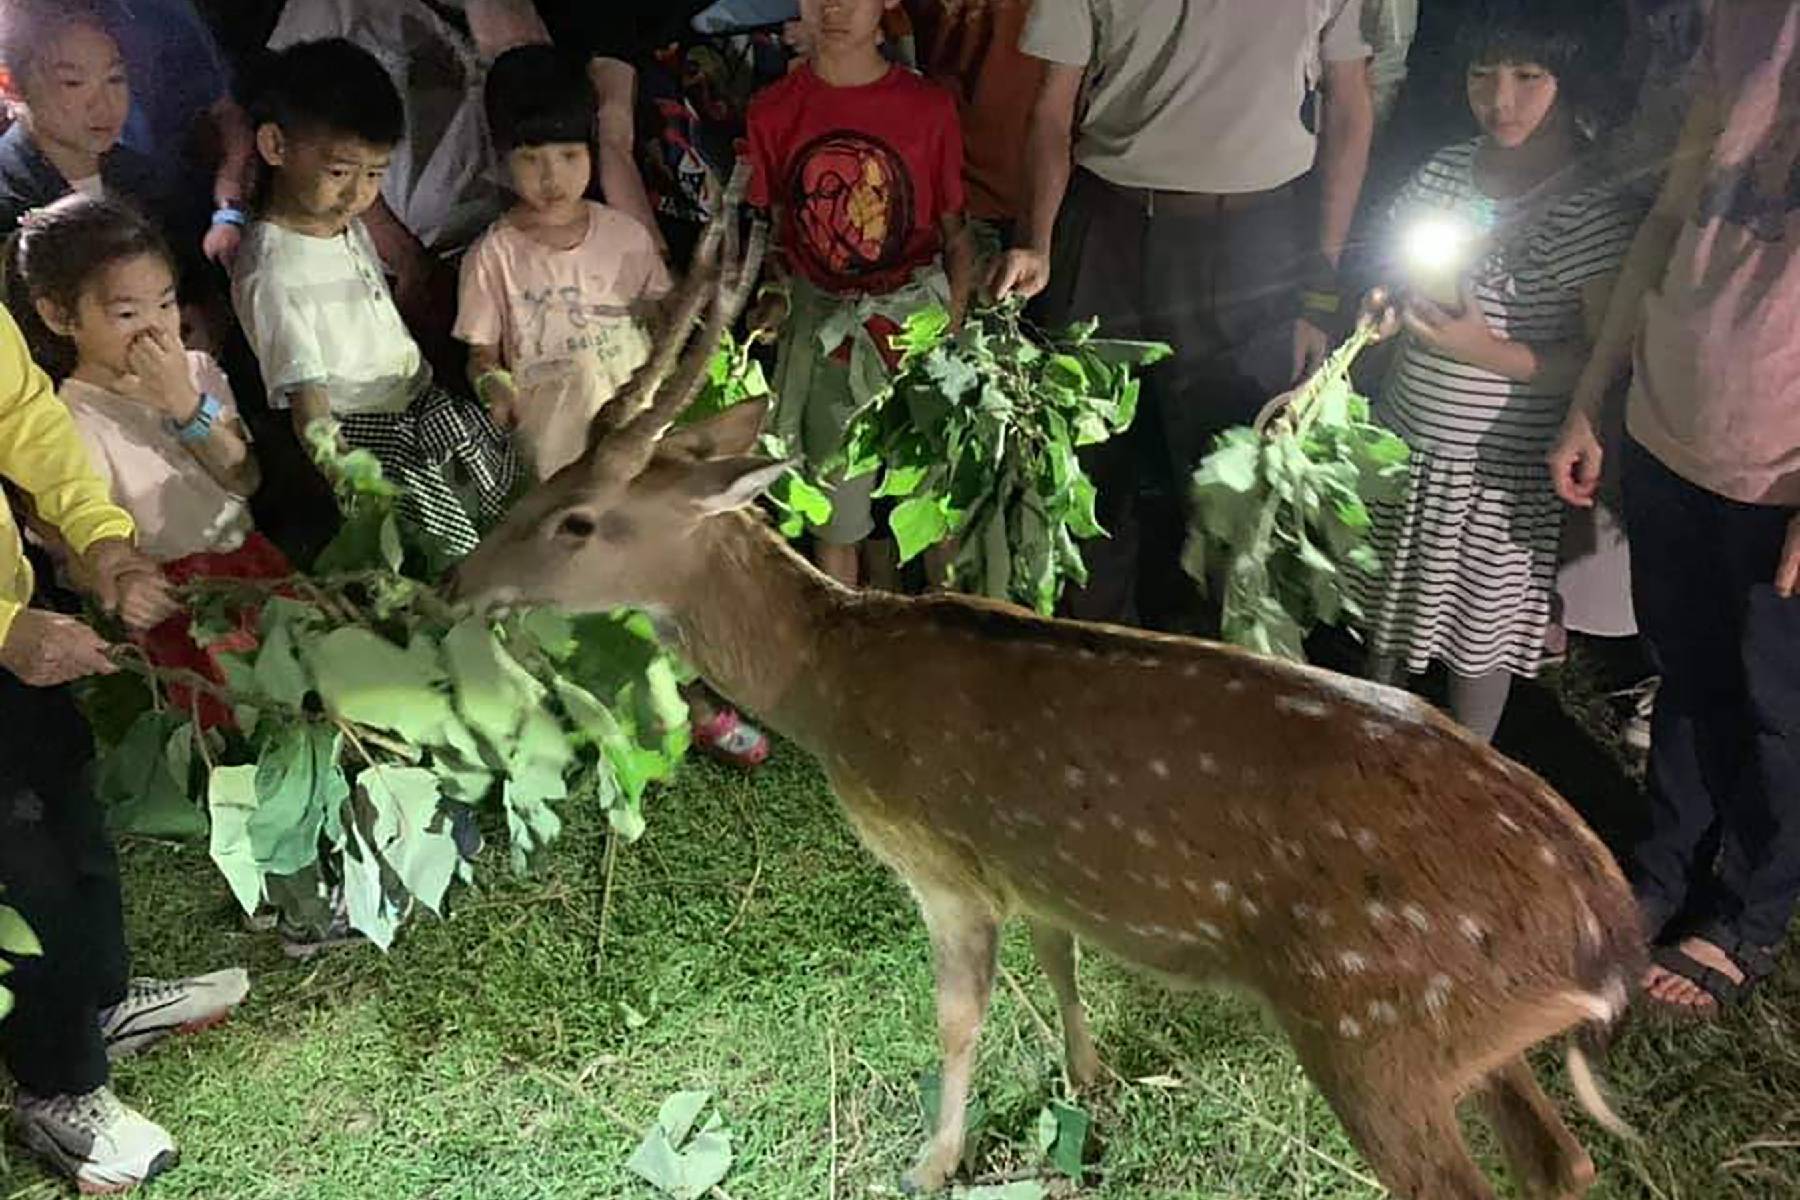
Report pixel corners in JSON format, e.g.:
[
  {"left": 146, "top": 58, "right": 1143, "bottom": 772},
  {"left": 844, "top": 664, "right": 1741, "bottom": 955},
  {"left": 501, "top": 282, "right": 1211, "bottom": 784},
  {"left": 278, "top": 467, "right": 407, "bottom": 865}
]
[{"left": 1561, "top": 969, "right": 1637, "bottom": 1142}]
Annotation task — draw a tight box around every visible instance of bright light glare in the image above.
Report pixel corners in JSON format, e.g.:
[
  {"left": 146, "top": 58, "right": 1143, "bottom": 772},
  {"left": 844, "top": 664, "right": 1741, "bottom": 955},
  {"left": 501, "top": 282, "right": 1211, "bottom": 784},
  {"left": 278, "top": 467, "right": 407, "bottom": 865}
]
[{"left": 1402, "top": 215, "right": 1474, "bottom": 274}]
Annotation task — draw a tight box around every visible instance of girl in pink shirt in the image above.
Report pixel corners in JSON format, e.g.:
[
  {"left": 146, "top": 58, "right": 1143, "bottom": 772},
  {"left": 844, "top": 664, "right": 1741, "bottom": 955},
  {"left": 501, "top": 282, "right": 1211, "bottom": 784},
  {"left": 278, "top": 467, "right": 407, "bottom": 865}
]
[{"left": 8, "top": 193, "right": 289, "bottom": 730}]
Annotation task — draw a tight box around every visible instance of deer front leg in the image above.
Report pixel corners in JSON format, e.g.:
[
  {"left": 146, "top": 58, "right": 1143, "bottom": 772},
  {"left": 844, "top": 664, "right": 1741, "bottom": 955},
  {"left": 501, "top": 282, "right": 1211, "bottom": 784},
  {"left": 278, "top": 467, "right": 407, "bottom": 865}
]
[
  {"left": 1478, "top": 1057, "right": 1596, "bottom": 1200},
  {"left": 1027, "top": 919, "right": 1102, "bottom": 1088},
  {"left": 903, "top": 889, "right": 1000, "bottom": 1195}
]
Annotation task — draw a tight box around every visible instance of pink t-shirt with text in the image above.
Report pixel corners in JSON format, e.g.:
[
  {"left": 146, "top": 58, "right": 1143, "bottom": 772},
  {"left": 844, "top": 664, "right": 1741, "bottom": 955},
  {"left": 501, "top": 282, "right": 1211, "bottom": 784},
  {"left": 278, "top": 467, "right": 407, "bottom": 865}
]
[{"left": 455, "top": 201, "right": 672, "bottom": 477}]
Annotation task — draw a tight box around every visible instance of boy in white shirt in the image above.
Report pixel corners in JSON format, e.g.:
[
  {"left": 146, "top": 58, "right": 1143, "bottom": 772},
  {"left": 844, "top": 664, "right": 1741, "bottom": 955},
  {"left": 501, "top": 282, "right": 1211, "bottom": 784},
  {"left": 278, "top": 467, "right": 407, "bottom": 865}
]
[{"left": 231, "top": 37, "right": 519, "bottom": 563}]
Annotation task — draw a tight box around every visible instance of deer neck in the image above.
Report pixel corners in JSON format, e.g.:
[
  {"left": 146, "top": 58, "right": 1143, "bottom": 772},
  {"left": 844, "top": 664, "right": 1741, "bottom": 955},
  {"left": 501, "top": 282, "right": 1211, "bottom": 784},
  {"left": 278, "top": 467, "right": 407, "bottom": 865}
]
[{"left": 661, "top": 511, "right": 843, "bottom": 743}]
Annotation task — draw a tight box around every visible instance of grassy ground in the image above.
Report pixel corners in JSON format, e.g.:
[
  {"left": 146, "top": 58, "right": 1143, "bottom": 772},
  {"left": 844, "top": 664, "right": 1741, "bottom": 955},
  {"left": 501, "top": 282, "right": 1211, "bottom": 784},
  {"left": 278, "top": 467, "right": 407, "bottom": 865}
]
[{"left": 5, "top": 651, "right": 1800, "bottom": 1199}]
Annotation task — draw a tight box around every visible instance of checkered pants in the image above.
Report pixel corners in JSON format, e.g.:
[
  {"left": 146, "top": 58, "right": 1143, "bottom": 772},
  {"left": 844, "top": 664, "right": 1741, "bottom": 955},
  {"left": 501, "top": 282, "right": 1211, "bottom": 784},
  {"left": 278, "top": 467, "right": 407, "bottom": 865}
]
[{"left": 339, "top": 386, "right": 520, "bottom": 559}]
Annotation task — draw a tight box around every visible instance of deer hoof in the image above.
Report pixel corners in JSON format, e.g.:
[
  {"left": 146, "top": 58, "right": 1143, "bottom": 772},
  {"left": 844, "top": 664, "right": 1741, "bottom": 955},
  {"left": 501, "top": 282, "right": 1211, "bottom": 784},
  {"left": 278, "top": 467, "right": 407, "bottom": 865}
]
[{"left": 900, "top": 1143, "right": 958, "bottom": 1195}]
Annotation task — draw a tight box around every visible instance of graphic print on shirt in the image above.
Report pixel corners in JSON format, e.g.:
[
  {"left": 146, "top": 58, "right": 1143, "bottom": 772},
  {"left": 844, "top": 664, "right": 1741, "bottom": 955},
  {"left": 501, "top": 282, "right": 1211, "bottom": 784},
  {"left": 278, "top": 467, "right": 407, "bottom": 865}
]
[
  {"left": 786, "top": 130, "right": 915, "bottom": 281},
  {"left": 516, "top": 285, "right": 641, "bottom": 365}
]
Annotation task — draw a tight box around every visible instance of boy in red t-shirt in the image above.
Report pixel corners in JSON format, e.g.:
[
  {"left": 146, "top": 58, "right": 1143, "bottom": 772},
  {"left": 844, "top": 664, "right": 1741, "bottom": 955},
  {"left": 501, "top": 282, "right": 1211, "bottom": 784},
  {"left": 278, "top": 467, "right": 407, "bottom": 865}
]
[{"left": 746, "top": 0, "right": 974, "bottom": 587}]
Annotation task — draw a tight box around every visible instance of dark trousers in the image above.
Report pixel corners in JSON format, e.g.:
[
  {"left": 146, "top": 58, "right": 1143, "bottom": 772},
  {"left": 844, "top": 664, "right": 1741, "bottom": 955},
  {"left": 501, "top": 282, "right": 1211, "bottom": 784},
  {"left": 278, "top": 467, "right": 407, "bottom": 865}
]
[
  {"left": 1624, "top": 437, "right": 1800, "bottom": 949},
  {"left": 1033, "top": 168, "right": 1301, "bottom": 626},
  {"left": 0, "top": 672, "right": 127, "bottom": 1097}
]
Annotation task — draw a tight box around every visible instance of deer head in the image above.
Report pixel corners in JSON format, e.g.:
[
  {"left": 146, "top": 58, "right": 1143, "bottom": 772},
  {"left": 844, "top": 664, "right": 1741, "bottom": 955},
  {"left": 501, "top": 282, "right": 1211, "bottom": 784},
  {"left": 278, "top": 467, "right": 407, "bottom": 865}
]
[{"left": 452, "top": 166, "right": 787, "bottom": 615}]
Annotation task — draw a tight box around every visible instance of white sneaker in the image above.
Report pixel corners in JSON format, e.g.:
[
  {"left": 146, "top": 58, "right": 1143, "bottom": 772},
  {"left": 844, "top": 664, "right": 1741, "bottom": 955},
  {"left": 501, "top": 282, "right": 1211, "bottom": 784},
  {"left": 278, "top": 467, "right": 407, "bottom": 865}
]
[
  {"left": 12, "top": 1086, "right": 178, "bottom": 1194},
  {"left": 98, "top": 969, "right": 250, "bottom": 1059}
]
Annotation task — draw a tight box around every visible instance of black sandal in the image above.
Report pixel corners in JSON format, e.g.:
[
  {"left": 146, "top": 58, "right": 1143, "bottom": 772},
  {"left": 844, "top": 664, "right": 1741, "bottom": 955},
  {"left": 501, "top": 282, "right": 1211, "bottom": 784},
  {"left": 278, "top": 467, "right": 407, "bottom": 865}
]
[{"left": 1646, "top": 929, "right": 1778, "bottom": 1017}]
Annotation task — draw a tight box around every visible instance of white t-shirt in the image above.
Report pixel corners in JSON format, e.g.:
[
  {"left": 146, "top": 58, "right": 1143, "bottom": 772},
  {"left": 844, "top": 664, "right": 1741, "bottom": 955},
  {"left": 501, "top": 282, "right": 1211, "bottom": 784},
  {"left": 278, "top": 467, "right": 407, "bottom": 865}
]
[
  {"left": 1022, "top": 0, "right": 1370, "bottom": 193},
  {"left": 59, "top": 351, "right": 255, "bottom": 562},
  {"left": 230, "top": 218, "right": 426, "bottom": 414}
]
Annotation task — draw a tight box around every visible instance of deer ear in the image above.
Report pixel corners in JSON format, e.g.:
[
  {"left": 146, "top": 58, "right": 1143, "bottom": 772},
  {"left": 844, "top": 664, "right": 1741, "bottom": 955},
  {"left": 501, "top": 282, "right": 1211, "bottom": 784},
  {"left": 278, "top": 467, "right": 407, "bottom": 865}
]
[
  {"left": 656, "top": 397, "right": 771, "bottom": 462},
  {"left": 681, "top": 454, "right": 790, "bottom": 516}
]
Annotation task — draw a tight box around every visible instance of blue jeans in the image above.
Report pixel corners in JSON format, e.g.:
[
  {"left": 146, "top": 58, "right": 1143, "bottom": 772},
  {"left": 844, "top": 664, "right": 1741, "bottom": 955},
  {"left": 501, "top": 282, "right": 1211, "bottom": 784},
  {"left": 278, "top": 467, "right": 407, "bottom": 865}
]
[{"left": 1624, "top": 436, "right": 1800, "bottom": 949}]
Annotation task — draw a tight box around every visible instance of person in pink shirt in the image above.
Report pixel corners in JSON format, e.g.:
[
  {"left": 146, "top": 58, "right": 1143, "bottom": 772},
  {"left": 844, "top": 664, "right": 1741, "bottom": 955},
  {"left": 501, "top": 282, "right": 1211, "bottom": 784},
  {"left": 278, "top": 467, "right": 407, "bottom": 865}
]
[{"left": 1551, "top": 0, "right": 1800, "bottom": 1017}]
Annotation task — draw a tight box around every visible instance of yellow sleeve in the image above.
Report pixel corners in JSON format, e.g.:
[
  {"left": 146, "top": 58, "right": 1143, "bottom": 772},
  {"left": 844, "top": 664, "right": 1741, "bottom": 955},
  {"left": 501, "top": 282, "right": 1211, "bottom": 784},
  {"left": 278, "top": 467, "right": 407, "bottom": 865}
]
[{"left": 0, "top": 306, "right": 134, "bottom": 645}]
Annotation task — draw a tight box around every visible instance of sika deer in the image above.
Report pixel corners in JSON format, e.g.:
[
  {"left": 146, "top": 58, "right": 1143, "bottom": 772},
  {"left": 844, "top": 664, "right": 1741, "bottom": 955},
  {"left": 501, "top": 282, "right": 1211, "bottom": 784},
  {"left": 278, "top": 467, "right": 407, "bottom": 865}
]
[{"left": 452, "top": 168, "right": 1647, "bottom": 1199}]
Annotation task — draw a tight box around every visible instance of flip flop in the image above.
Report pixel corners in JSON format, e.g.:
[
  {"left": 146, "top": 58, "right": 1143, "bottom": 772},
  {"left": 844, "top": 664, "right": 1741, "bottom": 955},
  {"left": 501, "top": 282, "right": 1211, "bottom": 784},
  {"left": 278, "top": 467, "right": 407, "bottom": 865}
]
[{"left": 1645, "top": 935, "right": 1777, "bottom": 1018}]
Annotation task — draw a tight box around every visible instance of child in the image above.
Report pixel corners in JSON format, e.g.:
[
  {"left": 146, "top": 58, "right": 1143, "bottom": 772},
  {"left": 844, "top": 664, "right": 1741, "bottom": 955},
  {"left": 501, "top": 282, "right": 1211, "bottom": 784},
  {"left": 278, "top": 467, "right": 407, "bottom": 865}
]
[
  {"left": 458, "top": 45, "right": 770, "bottom": 770},
  {"left": 456, "top": 44, "right": 672, "bottom": 482},
  {"left": 745, "top": 0, "right": 973, "bottom": 588},
  {"left": 1353, "top": 1, "right": 1639, "bottom": 743},
  {"left": 7, "top": 193, "right": 282, "bottom": 732},
  {"left": 231, "top": 38, "right": 519, "bottom": 565}
]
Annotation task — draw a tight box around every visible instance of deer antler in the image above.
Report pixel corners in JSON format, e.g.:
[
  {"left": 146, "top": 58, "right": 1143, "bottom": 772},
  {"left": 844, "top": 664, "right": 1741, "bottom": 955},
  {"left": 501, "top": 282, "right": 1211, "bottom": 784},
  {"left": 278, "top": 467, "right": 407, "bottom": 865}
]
[{"left": 591, "top": 163, "right": 769, "bottom": 475}]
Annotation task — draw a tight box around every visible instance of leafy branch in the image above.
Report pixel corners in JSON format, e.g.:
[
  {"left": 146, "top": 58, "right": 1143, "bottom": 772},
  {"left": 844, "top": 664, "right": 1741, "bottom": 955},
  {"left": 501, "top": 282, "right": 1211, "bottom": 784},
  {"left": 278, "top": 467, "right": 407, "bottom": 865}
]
[
  {"left": 88, "top": 421, "right": 691, "bottom": 950},
  {"left": 836, "top": 300, "right": 1169, "bottom": 614},
  {"left": 1182, "top": 322, "right": 1409, "bottom": 661}
]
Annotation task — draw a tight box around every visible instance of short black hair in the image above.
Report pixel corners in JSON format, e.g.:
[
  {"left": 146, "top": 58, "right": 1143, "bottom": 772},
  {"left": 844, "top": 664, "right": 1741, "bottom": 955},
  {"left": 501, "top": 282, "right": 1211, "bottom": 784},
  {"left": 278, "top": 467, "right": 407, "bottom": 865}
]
[
  {"left": 0, "top": 0, "right": 113, "bottom": 91},
  {"left": 1455, "top": 0, "right": 1620, "bottom": 131},
  {"left": 484, "top": 44, "right": 595, "bottom": 156},
  {"left": 253, "top": 37, "right": 404, "bottom": 147}
]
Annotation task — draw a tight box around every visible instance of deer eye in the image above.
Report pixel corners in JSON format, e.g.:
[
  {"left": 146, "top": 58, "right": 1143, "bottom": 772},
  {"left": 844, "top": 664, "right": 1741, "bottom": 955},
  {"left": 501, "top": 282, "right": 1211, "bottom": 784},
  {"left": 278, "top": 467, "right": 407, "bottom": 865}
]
[{"left": 556, "top": 512, "right": 598, "bottom": 540}]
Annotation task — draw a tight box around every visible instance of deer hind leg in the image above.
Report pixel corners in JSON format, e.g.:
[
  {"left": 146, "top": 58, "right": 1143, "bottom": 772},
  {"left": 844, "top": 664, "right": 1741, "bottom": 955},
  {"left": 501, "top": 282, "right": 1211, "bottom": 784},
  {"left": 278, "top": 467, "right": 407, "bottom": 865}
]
[
  {"left": 1478, "top": 1057, "right": 1596, "bottom": 1200},
  {"left": 903, "top": 887, "right": 1000, "bottom": 1195},
  {"left": 1294, "top": 1038, "right": 1496, "bottom": 1200},
  {"left": 1027, "top": 919, "right": 1101, "bottom": 1087}
]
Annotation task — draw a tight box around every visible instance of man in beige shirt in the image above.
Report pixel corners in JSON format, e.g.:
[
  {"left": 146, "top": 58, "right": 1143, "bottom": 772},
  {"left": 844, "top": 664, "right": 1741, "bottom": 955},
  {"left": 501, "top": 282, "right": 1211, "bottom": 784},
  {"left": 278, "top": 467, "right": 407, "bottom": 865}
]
[{"left": 992, "top": 0, "right": 1374, "bottom": 627}]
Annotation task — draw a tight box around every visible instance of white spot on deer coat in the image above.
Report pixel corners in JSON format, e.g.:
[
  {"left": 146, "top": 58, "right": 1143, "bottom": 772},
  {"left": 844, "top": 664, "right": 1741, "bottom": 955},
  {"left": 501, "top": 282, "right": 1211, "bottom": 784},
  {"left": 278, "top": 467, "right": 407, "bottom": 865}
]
[
  {"left": 1368, "top": 1000, "right": 1399, "bottom": 1025},
  {"left": 1211, "top": 881, "right": 1235, "bottom": 903},
  {"left": 1066, "top": 816, "right": 1087, "bottom": 834},
  {"left": 1366, "top": 901, "right": 1392, "bottom": 926},
  {"left": 1324, "top": 820, "right": 1348, "bottom": 840},
  {"left": 1153, "top": 874, "right": 1172, "bottom": 891},
  {"left": 1362, "top": 719, "right": 1396, "bottom": 740},
  {"left": 1239, "top": 898, "right": 1261, "bottom": 919},
  {"left": 1424, "top": 973, "right": 1454, "bottom": 1016},
  {"left": 1065, "top": 766, "right": 1087, "bottom": 788},
  {"left": 1277, "top": 695, "right": 1331, "bottom": 719},
  {"left": 1193, "top": 920, "right": 1223, "bottom": 940},
  {"left": 1080, "top": 864, "right": 1102, "bottom": 883},
  {"left": 1183, "top": 878, "right": 1204, "bottom": 896},
  {"left": 1102, "top": 769, "right": 1122, "bottom": 787},
  {"left": 1106, "top": 812, "right": 1126, "bottom": 831},
  {"left": 1401, "top": 904, "right": 1432, "bottom": 932},
  {"left": 1338, "top": 951, "right": 1369, "bottom": 974},
  {"left": 1354, "top": 828, "right": 1380, "bottom": 853},
  {"left": 1134, "top": 828, "right": 1159, "bottom": 849},
  {"left": 1497, "top": 812, "right": 1522, "bottom": 834},
  {"left": 1148, "top": 759, "right": 1170, "bottom": 780},
  {"left": 1338, "top": 1016, "right": 1364, "bottom": 1039},
  {"left": 1197, "top": 753, "right": 1218, "bottom": 775},
  {"left": 1539, "top": 845, "right": 1559, "bottom": 866},
  {"left": 1457, "top": 915, "right": 1486, "bottom": 944},
  {"left": 1225, "top": 678, "right": 1246, "bottom": 693}
]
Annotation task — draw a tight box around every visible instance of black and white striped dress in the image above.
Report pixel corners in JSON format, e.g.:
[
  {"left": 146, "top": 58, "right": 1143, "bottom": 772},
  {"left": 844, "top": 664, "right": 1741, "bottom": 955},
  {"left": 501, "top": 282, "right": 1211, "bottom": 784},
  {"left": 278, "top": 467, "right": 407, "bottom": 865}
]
[{"left": 1355, "top": 141, "right": 1639, "bottom": 678}]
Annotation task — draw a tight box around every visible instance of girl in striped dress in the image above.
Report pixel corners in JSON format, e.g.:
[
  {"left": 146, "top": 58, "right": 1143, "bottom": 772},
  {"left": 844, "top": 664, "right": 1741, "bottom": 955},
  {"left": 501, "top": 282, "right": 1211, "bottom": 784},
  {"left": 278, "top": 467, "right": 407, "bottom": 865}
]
[{"left": 1354, "top": 3, "right": 1640, "bottom": 742}]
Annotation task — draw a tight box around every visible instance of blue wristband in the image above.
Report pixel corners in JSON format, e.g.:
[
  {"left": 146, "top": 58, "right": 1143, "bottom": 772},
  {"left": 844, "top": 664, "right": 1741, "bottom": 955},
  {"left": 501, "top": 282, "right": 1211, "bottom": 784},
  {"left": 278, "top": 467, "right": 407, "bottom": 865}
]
[
  {"left": 211, "top": 205, "right": 247, "bottom": 229},
  {"left": 172, "top": 392, "right": 223, "bottom": 443}
]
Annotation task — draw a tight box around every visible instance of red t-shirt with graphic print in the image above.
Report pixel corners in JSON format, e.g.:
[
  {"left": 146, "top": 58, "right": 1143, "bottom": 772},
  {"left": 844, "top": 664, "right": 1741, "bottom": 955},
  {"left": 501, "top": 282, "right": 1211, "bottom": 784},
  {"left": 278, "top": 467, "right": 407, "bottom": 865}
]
[{"left": 746, "top": 65, "right": 965, "bottom": 297}]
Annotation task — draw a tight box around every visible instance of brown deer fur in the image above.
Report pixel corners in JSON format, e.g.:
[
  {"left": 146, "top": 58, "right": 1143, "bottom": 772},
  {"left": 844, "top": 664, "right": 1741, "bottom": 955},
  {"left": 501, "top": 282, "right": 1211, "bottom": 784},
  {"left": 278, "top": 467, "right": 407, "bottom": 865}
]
[{"left": 451, "top": 180, "right": 1647, "bottom": 1199}]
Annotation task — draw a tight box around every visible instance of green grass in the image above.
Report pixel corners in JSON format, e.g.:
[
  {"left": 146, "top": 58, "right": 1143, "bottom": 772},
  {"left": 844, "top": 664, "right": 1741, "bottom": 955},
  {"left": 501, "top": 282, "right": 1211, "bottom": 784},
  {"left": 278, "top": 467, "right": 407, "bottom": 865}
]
[{"left": 6, "top": 670, "right": 1800, "bottom": 1199}]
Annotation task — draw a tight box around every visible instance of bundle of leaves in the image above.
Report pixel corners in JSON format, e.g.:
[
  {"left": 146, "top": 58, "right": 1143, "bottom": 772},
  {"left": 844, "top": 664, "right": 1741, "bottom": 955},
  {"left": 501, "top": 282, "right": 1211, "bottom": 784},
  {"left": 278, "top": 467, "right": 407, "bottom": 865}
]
[
  {"left": 95, "top": 425, "right": 689, "bottom": 949},
  {"left": 836, "top": 300, "right": 1169, "bottom": 614},
  {"left": 1182, "top": 323, "right": 1409, "bottom": 661}
]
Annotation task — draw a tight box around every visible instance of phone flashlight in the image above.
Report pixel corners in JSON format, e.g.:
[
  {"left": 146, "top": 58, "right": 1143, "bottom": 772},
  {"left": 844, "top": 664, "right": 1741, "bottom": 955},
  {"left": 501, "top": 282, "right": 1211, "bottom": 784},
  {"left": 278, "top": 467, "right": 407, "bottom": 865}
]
[{"left": 1400, "top": 214, "right": 1475, "bottom": 314}]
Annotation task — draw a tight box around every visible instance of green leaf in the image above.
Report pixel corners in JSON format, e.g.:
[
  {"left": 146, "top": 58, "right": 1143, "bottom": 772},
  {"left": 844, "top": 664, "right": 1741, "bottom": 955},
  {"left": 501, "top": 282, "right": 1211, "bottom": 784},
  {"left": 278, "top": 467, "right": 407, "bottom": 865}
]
[
  {"left": 341, "top": 818, "right": 397, "bottom": 950},
  {"left": 443, "top": 617, "right": 544, "bottom": 753},
  {"left": 1042, "top": 1101, "right": 1090, "bottom": 1178},
  {"left": 207, "top": 764, "right": 264, "bottom": 914},
  {"left": 249, "top": 724, "right": 328, "bottom": 876},
  {"left": 890, "top": 496, "right": 950, "bottom": 563},
  {"left": 360, "top": 766, "right": 458, "bottom": 917},
  {"left": 625, "top": 1092, "right": 734, "bottom": 1200},
  {"left": 99, "top": 711, "right": 206, "bottom": 839},
  {"left": 251, "top": 621, "right": 310, "bottom": 709},
  {"left": 305, "top": 627, "right": 455, "bottom": 744},
  {"left": 0, "top": 906, "right": 42, "bottom": 957},
  {"left": 378, "top": 513, "right": 405, "bottom": 573},
  {"left": 872, "top": 462, "right": 930, "bottom": 499}
]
